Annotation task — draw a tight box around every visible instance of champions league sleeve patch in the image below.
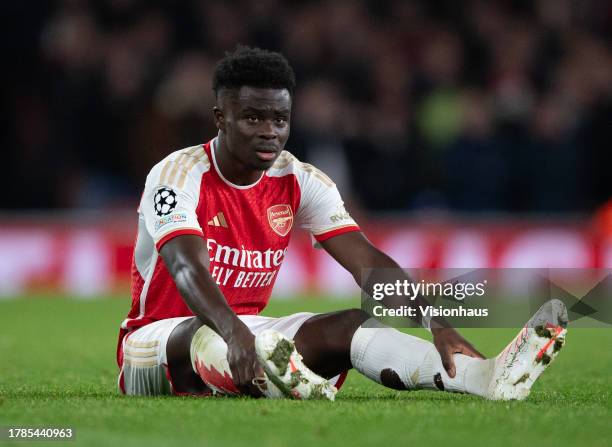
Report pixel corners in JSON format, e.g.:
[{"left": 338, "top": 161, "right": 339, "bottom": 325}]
[{"left": 153, "top": 187, "right": 178, "bottom": 216}]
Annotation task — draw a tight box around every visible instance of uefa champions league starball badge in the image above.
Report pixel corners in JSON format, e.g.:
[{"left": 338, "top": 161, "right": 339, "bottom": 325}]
[{"left": 154, "top": 187, "right": 178, "bottom": 216}]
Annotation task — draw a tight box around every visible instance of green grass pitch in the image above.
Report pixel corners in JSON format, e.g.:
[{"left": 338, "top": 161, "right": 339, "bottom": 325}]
[{"left": 1, "top": 297, "right": 611, "bottom": 447}]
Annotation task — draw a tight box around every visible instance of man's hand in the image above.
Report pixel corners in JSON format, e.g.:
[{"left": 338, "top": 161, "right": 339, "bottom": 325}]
[
  {"left": 226, "top": 324, "right": 266, "bottom": 397},
  {"left": 431, "top": 327, "right": 485, "bottom": 377}
]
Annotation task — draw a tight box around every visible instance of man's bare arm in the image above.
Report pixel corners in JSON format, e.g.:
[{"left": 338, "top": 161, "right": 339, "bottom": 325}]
[
  {"left": 319, "top": 231, "right": 430, "bottom": 325},
  {"left": 159, "top": 234, "right": 263, "bottom": 395},
  {"left": 320, "top": 231, "right": 484, "bottom": 377}
]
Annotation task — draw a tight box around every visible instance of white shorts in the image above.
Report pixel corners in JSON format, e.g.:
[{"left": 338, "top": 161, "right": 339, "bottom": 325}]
[{"left": 118, "top": 312, "right": 346, "bottom": 396}]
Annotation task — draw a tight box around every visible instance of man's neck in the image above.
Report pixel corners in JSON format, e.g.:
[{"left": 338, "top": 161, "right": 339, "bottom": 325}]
[{"left": 214, "top": 134, "right": 263, "bottom": 186}]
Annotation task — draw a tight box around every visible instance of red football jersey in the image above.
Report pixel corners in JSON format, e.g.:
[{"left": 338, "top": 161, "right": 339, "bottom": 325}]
[{"left": 117, "top": 137, "right": 359, "bottom": 365}]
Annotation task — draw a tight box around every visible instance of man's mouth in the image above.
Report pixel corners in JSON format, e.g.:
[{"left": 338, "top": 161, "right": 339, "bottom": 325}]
[{"left": 255, "top": 147, "right": 278, "bottom": 161}]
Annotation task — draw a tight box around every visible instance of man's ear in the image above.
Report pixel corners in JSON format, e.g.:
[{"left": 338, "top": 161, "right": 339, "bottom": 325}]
[{"left": 213, "top": 106, "right": 226, "bottom": 132}]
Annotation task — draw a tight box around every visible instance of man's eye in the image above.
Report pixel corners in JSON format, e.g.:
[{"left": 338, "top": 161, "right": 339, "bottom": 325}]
[
  {"left": 275, "top": 117, "right": 287, "bottom": 124},
  {"left": 246, "top": 116, "right": 259, "bottom": 123}
]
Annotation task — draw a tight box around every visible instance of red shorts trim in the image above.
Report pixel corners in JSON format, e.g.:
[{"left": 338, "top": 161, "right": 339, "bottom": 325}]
[
  {"left": 118, "top": 368, "right": 126, "bottom": 394},
  {"left": 334, "top": 371, "right": 349, "bottom": 390}
]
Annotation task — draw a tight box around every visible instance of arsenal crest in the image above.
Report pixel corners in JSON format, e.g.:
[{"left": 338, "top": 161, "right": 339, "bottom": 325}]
[{"left": 267, "top": 204, "right": 294, "bottom": 237}]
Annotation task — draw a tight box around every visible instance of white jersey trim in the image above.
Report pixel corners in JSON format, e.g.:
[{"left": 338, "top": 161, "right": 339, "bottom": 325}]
[{"left": 210, "top": 137, "right": 264, "bottom": 190}]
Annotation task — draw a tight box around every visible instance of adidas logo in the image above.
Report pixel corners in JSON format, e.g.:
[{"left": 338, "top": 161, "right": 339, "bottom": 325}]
[{"left": 208, "top": 212, "right": 228, "bottom": 228}]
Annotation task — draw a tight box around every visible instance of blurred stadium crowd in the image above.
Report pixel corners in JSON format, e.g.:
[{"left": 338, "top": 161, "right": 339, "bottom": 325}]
[{"left": 3, "top": 0, "right": 611, "bottom": 213}]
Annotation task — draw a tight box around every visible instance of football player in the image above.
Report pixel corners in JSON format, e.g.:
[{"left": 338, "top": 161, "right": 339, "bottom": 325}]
[{"left": 117, "top": 46, "right": 566, "bottom": 400}]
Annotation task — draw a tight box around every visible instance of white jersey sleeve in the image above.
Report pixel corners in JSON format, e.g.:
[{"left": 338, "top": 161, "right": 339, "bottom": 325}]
[
  {"left": 293, "top": 159, "right": 360, "bottom": 244},
  {"left": 140, "top": 145, "right": 210, "bottom": 251}
]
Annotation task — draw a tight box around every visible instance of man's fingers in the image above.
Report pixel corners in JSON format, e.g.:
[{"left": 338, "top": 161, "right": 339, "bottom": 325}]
[
  {"left": 229, "top": 362, "right": 255, "bottom": 395},
  {"left": 252, "top": 363, "right": 267, "bottom": 396},
  {"left": 237, "top": 369, "right": 250, "bottom": 394},
  {"left": 254, "top": 363, "right": 265, "bottom": 380},
  {"left": 246, "top": 362, "right": 264, "bottom": 397},
  {"left": 233, "top": 359, "right": 264, "bottom": 397},
  {"left": 460, "top": 342, "right": 486, "bottom": 360},
  {"left": 439, "top": 347, "right": 456, "bottom": 378},
  {"left": 230, "top": 365, "right": 247, "bottom": 394}
]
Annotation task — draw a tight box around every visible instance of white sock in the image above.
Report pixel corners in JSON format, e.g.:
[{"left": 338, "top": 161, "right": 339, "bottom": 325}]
[{"left": 350, "top": 319, "right": 493, "bottom": 397}]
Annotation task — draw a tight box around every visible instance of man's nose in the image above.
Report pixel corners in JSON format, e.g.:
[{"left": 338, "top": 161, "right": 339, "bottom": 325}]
[{"left": 258, "top": 120, "right": 277, "bottom": 139}]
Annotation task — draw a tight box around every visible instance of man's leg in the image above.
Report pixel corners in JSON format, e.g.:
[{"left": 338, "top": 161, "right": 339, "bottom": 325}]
[
  {"left": 293, "top": 309, "right": 492, "bottom": 395},
  {"left": 166, "top": 309, "right": 488, "bottom": 396},
  {"left": 167, "top": 301, "right": 566, "bottom": 400},
  {"left": 120, "top": 317, "right": 199, "bottom": 396},
  {"left": 295, "top": 300, "right": 568, "bottom": 400},
  {"left": 167, "top": 314, "right": 338, "bottom": 397},
  {"left": 166, "top": 318, "right": 211, "bottom": 395},
  {"left": 292, "top": 309, "right": 369, "bottom": 379},
  {"left": 166, "top": 313, "right": 348, "bottom": 396}
]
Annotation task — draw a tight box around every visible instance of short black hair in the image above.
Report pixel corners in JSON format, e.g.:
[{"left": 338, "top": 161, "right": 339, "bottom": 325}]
[{"left": 213, "top": 45, "right": 296, "bottom": 97}]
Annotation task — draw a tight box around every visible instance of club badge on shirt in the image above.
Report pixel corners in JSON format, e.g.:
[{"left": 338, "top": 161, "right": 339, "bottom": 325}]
[{"left": 267, "top": 204, "right": 293, "bottom": 237}]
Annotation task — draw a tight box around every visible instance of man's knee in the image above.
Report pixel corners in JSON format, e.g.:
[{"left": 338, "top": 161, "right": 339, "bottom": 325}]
[
  {"left": 341, "top": 308, "right": 370, "bottom": 330},
  {"left": 292, "top": 308, "right": 369, "bottom": 377},
  {"left": 331, "top": 309, "right": 369, "bottom": 352},
  {"left": 298, "top": 308, "right": 369, "bottom": 354}
]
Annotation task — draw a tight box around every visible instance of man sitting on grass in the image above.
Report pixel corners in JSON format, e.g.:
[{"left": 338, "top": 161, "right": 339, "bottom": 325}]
[{"left": 117, "top": 46, "right": 567, "bottom": 400}]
